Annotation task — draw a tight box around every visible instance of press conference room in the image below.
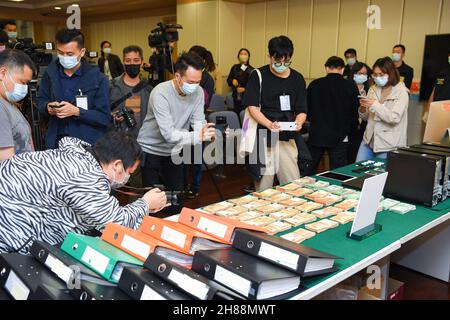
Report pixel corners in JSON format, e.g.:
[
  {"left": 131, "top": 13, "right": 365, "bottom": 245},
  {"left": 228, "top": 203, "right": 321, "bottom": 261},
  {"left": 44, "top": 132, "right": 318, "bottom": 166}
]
[{"left": 0, "top": 0, "right": 450, "bottom": 307}]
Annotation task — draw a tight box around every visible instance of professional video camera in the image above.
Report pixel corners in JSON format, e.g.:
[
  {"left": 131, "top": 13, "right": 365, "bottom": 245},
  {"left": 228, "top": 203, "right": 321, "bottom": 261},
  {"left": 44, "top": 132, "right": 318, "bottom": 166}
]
[
  {"left": 9, "top": 38, "right": 54, "bottom": 72},
  {"left": 147, "top": 22, "right": 182, "bottom": 86}
]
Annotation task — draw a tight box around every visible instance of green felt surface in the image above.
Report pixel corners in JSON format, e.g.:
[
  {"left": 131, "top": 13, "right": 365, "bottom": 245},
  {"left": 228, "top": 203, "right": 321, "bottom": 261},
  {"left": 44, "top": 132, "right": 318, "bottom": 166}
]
[{"left": 276, "top": 160, "right": 450, "bottom": 290}]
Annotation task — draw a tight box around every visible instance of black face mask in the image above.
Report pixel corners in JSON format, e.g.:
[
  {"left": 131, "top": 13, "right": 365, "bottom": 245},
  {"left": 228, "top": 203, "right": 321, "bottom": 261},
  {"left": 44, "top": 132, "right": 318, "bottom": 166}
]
[{"left": 125, "top": 64, "right": 141, "bottom": 78}]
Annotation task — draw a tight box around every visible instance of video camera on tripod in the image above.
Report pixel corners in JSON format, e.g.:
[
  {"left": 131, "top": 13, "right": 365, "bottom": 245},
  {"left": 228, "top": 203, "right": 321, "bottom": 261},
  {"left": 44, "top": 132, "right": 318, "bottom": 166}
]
[
  {"left": 147, "top": 22, "right": 182, "bottom": 86},
  {"left": 9, "top": 38, "right": 55, "bottom": 77}
]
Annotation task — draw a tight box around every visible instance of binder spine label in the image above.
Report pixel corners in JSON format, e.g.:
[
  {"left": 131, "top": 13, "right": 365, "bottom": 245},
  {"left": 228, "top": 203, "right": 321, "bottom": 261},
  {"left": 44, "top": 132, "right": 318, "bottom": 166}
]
[
  {"left": 168, "top": 269, "right": 209, "bottom": 300},
  {"left": 45, "top": 254, "right": 73, "bottom": 283},
  {"left": 161, "top": 226, "right": 187, "bottom": 249},
  {"left": 4, "top": 270, "right": 30, "bottom": 300},
  {"left": 197, "top": 217, "right": 227, "bottom": 239},
  {"left": 140, "top": 285, "right": 165, "bottom": 300},
  {"left": 258, "top": 242, "right": 299, "bottom": 270},
  {"left": 81, "top": 246, "right": 110, "bottom": 275},
  {"left": 214, "top": 265, "right": 251, "bottom": 297},
  {"left": 121, "top": 235, "right": 151, "bottom": 260}
]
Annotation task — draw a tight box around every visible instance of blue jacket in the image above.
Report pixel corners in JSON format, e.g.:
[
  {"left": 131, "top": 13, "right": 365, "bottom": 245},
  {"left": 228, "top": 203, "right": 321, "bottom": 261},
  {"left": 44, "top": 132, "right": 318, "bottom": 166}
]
[{"left": 37, "top": 60, "right": 112, "bottom": 149}]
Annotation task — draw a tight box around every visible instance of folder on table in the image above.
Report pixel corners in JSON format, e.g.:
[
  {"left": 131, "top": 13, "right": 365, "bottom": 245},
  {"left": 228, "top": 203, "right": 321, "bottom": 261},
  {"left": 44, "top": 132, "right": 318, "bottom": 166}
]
[
  {"left": 118, "top": 267, "right": 190, "bottom": 300},
  {"left": 144, "top": 253, "right": 245, "bottom": 300},
  {"left": 192, "top": 248, "right": 301, "bottom": 300},
  {"left": 139, "top": 216, "right": 230, "bottom": 255},
  {"left": 61, "top": 232, "right": 143, "bottom": 283},
  {"left": 30, "top": 240, "right": 130, "bottom": 300},
  {"left": 178, "top": 208, "right": 266, "bottom": 244},
  {"left": 232, "top": 229, "right": 341, "bottom": 277},
  {"left": 102, "top": 223, "right": 194, "bottom": 268},
  {"left": 0, "top": 253, "right": 68, "bottom": 300}
]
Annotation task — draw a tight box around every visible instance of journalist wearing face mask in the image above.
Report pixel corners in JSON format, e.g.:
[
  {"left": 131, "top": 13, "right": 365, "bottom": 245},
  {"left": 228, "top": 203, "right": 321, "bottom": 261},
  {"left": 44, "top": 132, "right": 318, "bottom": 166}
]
[
  {"left": 98, "top": 40, "right": 124, "bottom": 80},
  {"left": 0, "top": 49, "right": 35, "bottom": 161},
  {"left": 356, "top": 57, "right": 409, "bottom": 162},
  {"left": 227, "top": 48, "right": 254, "bottom": 115},
  {"left": 36, "top": 28, "right": 112, "bottom": 150},
  {"left": 110, "top": 45, "right": 153, "bottom": 136},
  {"left": 242, "top": 35, "right": 308, "bottom": 191},
  {"left": 137, "top": 52, "right": 216, "bottom": 216},
  {"left": 0, "top": 131, "right": 167, "bottom": 254}
]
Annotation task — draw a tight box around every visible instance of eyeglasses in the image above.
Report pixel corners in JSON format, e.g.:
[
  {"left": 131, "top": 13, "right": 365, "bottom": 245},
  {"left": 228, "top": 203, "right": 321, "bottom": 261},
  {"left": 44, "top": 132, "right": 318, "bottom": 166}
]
[{"left": 273, "top": 61, "right": 292, "bottom": 68}]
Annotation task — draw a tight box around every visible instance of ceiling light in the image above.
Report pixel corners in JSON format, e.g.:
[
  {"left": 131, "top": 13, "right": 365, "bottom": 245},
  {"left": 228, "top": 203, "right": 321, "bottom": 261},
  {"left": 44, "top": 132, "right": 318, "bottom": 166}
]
[
  {"left": 9, "top": 0, "right": 25, "bottom": 2},
  {"left": 54, "top": 6, "right": 62, "bottom": 10},
  {"left": 71, "top": 4, "right": 79, "bottom": 7}
]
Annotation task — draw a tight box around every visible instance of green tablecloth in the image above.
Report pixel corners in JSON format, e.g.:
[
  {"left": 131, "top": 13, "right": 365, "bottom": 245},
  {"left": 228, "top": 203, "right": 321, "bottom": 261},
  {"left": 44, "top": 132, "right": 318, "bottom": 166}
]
[{"left": 276, "top": 161, "right": 450, "bottom": 290}]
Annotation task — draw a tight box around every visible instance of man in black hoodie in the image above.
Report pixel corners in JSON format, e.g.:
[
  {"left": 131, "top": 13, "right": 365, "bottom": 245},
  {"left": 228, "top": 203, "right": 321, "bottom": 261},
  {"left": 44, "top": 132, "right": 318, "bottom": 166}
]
[{"left": 307, "top": 56, "right": 360, "bottom": 173}]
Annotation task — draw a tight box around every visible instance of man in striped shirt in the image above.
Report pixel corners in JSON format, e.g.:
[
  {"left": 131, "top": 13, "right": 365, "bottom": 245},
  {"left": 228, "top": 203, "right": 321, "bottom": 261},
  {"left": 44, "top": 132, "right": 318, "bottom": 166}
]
[{"left": 0, "top": 131, "right": 166, "bottom": 254}]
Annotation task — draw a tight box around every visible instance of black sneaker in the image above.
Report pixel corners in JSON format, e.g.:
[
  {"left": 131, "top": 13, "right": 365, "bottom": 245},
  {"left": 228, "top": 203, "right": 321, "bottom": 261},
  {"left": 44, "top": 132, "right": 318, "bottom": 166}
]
[
  {"left": 185, "top": 190, "right": 200, "bottom": 199},
  {"left": 243, "top": 184, "right": 255, "bottom": 193}
]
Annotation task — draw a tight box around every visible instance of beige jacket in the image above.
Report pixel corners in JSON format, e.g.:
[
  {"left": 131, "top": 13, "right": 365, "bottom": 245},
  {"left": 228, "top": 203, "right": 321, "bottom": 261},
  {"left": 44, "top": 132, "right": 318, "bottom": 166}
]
[{"left": 359, "top": 82, "right": 409, "bottom": 153}]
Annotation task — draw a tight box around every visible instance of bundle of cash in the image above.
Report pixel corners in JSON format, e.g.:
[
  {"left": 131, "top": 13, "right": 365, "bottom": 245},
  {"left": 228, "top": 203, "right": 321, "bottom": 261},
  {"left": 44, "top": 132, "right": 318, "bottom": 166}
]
[
  {"left": 284, "top": 213, "right": 317, "bottom": 226},
  {"left": 330, "top": 212, "right": 356, "bottom": 224},
  {"left": 263, "top": 221, "right": 293, "bottom": 235},
  {"left": 270, "top": 208, "right": 300, "bottom": 220},
  {"left": 389, "top": 203, "right": 417, "bottom": 215},
  {"left": 228, "top": 194, "right": 259, "bottom": 205},
  {"left": 312, "top": 207, "right": 343, "bottom": 219},
  {"left": 276, "top": 182, "right": 301, "bottom": 193}
]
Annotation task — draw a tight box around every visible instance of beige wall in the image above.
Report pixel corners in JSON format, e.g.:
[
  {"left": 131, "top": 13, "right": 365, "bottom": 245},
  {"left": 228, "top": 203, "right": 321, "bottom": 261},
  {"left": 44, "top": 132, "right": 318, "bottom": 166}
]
[
  {"left": 177, "top": 0, "right": 450, "bottom": 93},
  {"left": 86, "top": 14, "right": 176, "bottom": 65}
]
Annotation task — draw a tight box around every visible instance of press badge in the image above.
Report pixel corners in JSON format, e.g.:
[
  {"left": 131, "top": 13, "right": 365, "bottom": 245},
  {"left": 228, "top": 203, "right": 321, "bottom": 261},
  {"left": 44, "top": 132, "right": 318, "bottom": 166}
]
[
  {"left": 76, "top": 89, "right": 88, "bottom": 110},
  {"left": 280, "top": 95, "right": 291, "bottom": 111}
]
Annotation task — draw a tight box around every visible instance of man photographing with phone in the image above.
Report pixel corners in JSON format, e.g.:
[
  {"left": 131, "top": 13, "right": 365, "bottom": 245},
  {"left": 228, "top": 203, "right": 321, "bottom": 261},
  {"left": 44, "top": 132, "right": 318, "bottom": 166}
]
[
  {"left": 138, "top": 52, "right": 216, "bottom": 215},
  {"left": 37, "top": 28, "right": 111, "bottom": 149}
]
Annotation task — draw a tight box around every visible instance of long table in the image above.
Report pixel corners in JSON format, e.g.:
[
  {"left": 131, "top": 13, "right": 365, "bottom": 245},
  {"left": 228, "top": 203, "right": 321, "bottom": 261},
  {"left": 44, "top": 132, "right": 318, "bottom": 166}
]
[{"left": 282, "top": 162, "right": 450, "bottom": 300}]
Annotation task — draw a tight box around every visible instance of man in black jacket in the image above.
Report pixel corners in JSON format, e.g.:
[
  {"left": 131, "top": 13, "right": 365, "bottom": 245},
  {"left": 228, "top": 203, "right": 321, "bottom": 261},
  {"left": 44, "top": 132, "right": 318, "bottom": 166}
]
[
  {"left": 392, "top": 44, "right": 414, "bottom": 90},
  {"left": 307, "top": 56, "right": 360, "bottom": 173}
]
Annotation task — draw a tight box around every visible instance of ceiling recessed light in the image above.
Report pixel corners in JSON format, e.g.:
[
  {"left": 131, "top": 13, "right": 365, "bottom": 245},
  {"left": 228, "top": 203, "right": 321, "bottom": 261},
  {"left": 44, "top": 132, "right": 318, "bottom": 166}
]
[
  {"left": 9, "top": 0, "right": 25, "bottom": 2},
  {"left": 71, "top": 4, "right": 79, "bottom": 7},
  {"left": 54, "top": 6, "right": 62, "bottom": 10}
]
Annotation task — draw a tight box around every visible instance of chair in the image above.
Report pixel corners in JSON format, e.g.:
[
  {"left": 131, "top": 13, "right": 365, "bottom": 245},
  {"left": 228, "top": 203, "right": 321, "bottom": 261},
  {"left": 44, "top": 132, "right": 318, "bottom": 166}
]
[
  {"left": 225, "top": 92, "right": 234, "bottom": 110},
  {"left": 209, "top": 93, "right": 226, "bottom": 111},
  {"left": 239, "top": 110, "right": 245, "bottom": 126}
]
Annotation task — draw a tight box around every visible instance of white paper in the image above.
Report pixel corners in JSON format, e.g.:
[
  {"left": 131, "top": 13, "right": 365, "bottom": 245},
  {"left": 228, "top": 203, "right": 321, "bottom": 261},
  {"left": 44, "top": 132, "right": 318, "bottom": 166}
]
[
  {"left": 168, "top": 269, "right": 210, "bottom": 300},
  {"left": 4, "top": 271, "right": 30, "bottom": 300},
  {"left": 258, "top": 242, "right": 299, "bottom": 270},
  {"left": 350, "top": 172, "right": 388, "bottom": 236},
  {"left": 76, "top": 96, "right": 88, "bottom": 110},
  {"left": 161, "top": 226, "right": 187, "bottom": 249},
  {"left": 45, "top": 254, "right": 73, "bottom": 283},
  {"left": 140, "top": 285, "right": 166, "bottom": 300},
  {"left": 214, "top": 265, "right": 251, "bottom": 297},
  {"left": 81, "top": 246, "right": 110, "bottom": 275},
  {"left": 121, "top": 235, "right": 151, "bottom": 260},
  {"left": 279, "top": 95, "right": 291, "bottom": 111},
  {"left": 197, "top": 217, "right": 228, "bottom": 239},
  {"left": 279, "top": 122, "right": 297, "bottom": 131}
]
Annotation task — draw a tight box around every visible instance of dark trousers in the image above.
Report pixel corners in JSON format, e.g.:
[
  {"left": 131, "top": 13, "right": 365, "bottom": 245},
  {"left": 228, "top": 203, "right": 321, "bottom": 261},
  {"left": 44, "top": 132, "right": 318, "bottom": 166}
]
[
  {"left": 309, "top": 142, "right": 349, "bottom": 174},
  {"left": 142, "top": 152, "right": 185, "bottom": 216}
]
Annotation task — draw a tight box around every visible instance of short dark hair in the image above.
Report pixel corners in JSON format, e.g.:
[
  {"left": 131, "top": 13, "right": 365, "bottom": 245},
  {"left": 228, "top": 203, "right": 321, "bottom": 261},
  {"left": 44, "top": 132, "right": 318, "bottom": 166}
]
[
  {"left": 373, "top": 57, "right": 400, "bottom": 87},
  {"left": 0, "top": 49, "right": 36, "bottom": 75},
  {"left": 393, "top": 44, "right": 406, "bottom": 53},
  {"left": 174, "top": 52, "right": 204, "bottom": 76},
  {"left": 344, "top": 48, "right": 357, "bottom": 57},
  {"left": 123, "top": 45, "right": 144, "bottom": 60},
  {"left": 268, "top": 36, "right": 294, "bottom": 60},
  {"left": 89, "top": 131, "right": 142, "bottom": 170},
  {"left": 1, "top": 20, "right": 16, "bottom": 29},
  {"left": 325, "top": 56, "right": 345, "bottom": 69},
  {"left": 0, "top": 30, "right": 8, "bottom": 44},
  {"left": 55, "top": 28, "right": 85, "bottom": 49},
  {"left": 189, "top": 45, "right": 207, "bottom": 60}
]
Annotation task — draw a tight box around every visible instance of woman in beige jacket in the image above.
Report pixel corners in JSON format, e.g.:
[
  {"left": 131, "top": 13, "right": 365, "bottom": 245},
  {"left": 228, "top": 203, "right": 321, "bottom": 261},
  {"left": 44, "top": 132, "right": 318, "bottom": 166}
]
[{"left": 356, "top": 57, "right": 409, "bottom": 161}]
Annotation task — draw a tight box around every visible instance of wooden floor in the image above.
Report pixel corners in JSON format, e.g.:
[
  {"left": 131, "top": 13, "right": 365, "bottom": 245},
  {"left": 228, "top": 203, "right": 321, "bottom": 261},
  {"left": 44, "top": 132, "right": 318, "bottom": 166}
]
[{"left": 184, "top": 163, "right": 450, "bottom": 300}]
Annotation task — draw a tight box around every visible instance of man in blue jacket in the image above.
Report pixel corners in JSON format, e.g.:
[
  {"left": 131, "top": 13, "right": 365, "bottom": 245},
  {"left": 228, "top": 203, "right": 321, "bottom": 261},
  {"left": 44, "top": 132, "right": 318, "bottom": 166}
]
[{"left": 37, "top": 28, "right": 111, "bottom": 149}]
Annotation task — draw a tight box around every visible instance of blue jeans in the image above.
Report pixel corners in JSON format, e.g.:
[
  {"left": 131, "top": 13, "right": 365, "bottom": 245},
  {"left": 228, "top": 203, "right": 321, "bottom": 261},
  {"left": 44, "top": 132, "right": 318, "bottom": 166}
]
[{"left": 356, "top": 142, "right": 388, "bottom": 162}]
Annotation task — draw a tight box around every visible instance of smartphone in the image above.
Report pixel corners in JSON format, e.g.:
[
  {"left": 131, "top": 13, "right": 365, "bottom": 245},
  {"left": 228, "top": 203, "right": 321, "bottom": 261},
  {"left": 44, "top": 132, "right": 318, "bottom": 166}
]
[
  {"left": 358, "top": 95, "right": 367, "bottom": 99},
  {"left": 316, "top": 171, "right": 355, "bottom": 182},
  {"left": 279, "top": 122, "right": 297, "bottom": 131},
  {"left": 214, "top": 116, "right": 228, "bottom": 134},
  {"left": 49, "top": 103, "right": 62, "bottom": 109}
]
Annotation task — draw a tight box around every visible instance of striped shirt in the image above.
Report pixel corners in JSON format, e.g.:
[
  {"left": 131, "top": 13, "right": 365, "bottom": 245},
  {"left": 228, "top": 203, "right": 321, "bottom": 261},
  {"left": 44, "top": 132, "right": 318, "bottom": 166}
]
[{"left": 0, "top": 137, "right": 148, "bottom": 254}]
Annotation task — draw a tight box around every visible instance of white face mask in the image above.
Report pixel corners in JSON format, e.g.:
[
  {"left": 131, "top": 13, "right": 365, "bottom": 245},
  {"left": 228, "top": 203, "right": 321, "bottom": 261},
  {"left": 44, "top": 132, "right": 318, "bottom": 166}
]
[
  {"left": 2, "top": 71, "right": 28, "bottom": 102},
  {"left": 347, "top": 58, "right": 356, "bottom": 66},
  {"left": 103, "top": 47, "right": 111, "bottom": 55},
  {"left": 392, "top": 53, "right": 402, "bottom": 62},
  {"left": 374, "top": 75, "right": 389, "bottom": 87},
  {"left": 354, "top": 74, "right": 368, "bottom": 85},
  {"left": 177, "top": 75, "right": 199, "bottom": 95},
  {"left": 58, "top": 54, "right": 81, "bottom": 70},
  {"left": 111, "top": 163, "right": 130, "bottom": 189}
]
